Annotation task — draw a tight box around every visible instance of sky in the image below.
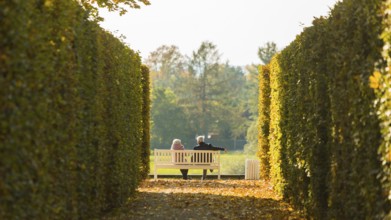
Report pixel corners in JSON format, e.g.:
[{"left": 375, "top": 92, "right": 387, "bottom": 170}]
[{"left": 99, "top": 0, "right": 339, "bottom": 67}]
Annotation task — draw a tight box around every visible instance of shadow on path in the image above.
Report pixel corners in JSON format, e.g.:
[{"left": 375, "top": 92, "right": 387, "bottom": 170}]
[{"left": 102, "top": 179, "right": 304, "bottom": 220}]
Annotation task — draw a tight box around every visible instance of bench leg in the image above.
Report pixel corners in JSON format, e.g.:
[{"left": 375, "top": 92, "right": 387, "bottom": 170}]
[
  {"left": 218, "top": 167, "right": 221, "bottom": 180},
  {"left": 154, "top": 167, "right": 157, "bottom": 180}
]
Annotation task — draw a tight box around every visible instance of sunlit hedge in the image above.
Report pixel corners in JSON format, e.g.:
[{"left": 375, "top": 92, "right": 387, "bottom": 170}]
[
  {"left": 0, "top": 0, "right": 149, "bottom": 219},
  {"left": 257, "top": 65, "right": 271, "bottom": 180},
  {"left": 267, "top": 55, "right": 285, "bottom": 195},
  {"left": 261, "top": 0, "right": 390, "bottom": 218},
  {"left": 377, "top": 1, "right": 391, "bottom": 219}
]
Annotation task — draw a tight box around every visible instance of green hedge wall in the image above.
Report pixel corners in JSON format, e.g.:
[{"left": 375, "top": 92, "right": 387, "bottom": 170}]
[
  {"left": 0, "top": 0, "right": 149, "bottom": 219},
  {"left": 140, "top": 65, "right": 151, "bottom": 179},
  {"left": 262, "top": 0, "right": 390, "bottom": 218},
  {"left": 377, "top": 1, "right": 391, "bottom": 219},
  {"left": 268, "top": 55, "right": 285, "bottom": 195},
  {"left": 257, "top": 65, "right": 271, "bottom": 180}
]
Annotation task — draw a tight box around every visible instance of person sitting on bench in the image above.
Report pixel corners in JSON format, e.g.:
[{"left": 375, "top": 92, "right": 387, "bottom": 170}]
[
  {"left": 193, "top": 136, "right": 226, "bottom": 180},
  {"left": 171, "top": 139, "right": 189, "bottom": 180}
]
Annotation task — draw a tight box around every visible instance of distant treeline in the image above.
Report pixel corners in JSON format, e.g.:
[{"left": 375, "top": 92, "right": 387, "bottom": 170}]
[
  {"left": 258, "top": 0, "right": 390, "bottom": 219},
  {"left": 0, "top": 0, "right": 150, "bottom": 219},
  {"left": 145, "top": 43, "right": 259, "bottom": 152}
]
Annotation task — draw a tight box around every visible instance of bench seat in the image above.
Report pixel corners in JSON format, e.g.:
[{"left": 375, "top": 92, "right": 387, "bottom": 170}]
[{"left": 153, "top": 149, "right": 221, "bottom": 180}]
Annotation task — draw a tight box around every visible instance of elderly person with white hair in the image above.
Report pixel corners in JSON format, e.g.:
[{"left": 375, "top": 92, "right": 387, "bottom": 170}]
[
  {"left": 193, "top": 136, "right": 226, "bottom": 180},
  {"left": 171, "top": 139, "right": 189, "bottom": 180}
]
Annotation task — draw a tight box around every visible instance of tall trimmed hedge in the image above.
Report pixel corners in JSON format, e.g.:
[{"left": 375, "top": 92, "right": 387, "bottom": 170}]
[
  {"left": 377, "top": 1, "right": 391, "bottom": 219},
  {"left": 140, "top": 65, "right": 151, "bottom": 179},
  {"left": 0, "top": 0, "right": 150, "bottom": 219},
  {"left": 268, "top": 55, "right": 285, "bottom": 195},
  {"left": 257, "top": 65, "right": 271, "bottom": 180},
  {"left": 260, "top": 0, "right": 390, "bottom": 218}
]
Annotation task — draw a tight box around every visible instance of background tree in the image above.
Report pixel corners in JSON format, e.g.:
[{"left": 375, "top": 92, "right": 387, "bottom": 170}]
[
  {"left": 144, "top": 45, "right": 186, "bottom": 89},
  {"left": 258, "top": 42, "right": 278, "bottom": 65},
  {"left": 146, "top": 45, "right": 195, "bottom": 148},
  {"left": 146, "top": 42, "right": 250, "bottom": 150},
  {"left": 243, "top": 64, "right": 260, "bottom": 154},
  {"left": 213, "top": 63, "right": 247, "bottom": 139},
  {"left": 150, "top": 88, "right": 194, "bottom": 148},
  {"left": 186, "top": 41, "right": 221, "bottom": 141}
]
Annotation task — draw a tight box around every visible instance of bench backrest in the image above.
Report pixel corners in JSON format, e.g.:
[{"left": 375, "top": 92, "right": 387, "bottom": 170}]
[{"left": 154, "top": 149, "right": 220, "bottom": 165}]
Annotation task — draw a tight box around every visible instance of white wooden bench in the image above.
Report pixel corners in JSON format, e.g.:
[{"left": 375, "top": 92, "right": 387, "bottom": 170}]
[{"left": 153, "top": 149, "right": 221, "bottom": 180}]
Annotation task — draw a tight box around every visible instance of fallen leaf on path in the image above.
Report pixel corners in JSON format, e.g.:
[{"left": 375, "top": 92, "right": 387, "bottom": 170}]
[{"left": 102, "top": 179, "right": 304, "bottom": 220}]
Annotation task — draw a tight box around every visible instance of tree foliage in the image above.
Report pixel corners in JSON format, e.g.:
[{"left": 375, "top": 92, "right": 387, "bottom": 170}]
[
  {"left": 79, "top": 0, "right": 150, "bottom": 16},
  {"left": 146, "top": 42, "right": 250, "bottom": 149},
  {"left": 258, "top": 42, "right": 278, "bottom": 65},
  {"left": 151, "top": 88, "right": 194, "bottom": 148},
  {"left": 187, "top": 41, "right": 221, "bottom": 140},
  {"left": 145, "top": 45, "right": 186, "bottom": 89}
]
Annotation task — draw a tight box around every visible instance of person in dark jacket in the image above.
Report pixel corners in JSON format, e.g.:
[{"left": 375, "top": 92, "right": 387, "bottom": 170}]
[{"left": 193, "top": 136, "right": 226, "bottom": 180}]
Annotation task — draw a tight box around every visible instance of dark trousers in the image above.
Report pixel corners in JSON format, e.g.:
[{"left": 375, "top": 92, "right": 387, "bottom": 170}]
[
  {"left": 202, "top": 169, "right": 207, "bottom": 180},
  {"left": 180, "top": 169, "right": 188, "bottom": 179},
  {"left": 202, "top": 169, "right": 213, "bottom": 180}
]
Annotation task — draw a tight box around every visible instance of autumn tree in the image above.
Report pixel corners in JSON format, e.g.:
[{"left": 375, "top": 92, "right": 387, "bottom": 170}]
[{"left": 144, "top": 45, "right": 186, "bottom": 89}]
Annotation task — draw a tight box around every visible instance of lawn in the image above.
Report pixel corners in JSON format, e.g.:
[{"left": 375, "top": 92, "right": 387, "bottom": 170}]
[{"left": 149, "top": 151, "right": 258, "bottom": 175}]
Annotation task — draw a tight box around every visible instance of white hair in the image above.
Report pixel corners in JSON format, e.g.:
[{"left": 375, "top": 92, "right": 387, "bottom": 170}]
[
  {"left": 196, "top": 136, "right": 204, "bottom": 143},
  {"left": 172, "top": 139, "right": 181, "bottom": 145}
]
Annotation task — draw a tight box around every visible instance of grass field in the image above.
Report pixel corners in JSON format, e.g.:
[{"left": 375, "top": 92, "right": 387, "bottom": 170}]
[{"left": 149, "top": 151, "right": 257, "bottom": 175}]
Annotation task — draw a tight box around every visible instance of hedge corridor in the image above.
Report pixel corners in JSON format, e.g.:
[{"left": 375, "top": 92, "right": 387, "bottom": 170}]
[
  {"left": 0, "top": 0, "right": 150, "bottom": 219},
  {"left": 258, "top": 0, "right": 391, "bottom": 219}
]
